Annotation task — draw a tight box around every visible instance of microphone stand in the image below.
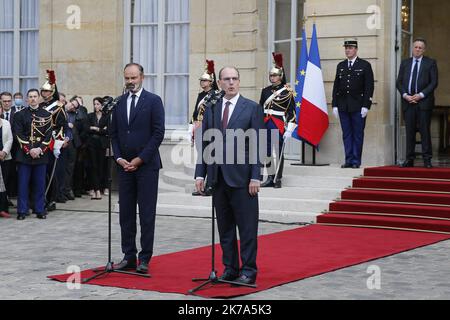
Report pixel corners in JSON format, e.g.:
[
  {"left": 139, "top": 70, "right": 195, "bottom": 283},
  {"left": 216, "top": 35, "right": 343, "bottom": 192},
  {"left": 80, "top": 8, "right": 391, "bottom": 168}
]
[
  {"left": 189, "top": 91, "right": 256, "bottom": 295},
  {"left": 82, "top": 90, "right": 149, "bottom": 283}
]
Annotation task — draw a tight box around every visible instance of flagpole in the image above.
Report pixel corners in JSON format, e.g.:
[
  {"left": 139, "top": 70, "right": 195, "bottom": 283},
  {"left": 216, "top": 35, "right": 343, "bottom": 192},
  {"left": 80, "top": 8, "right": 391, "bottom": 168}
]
[{"left": 291, "top": 17, "right": 329, "bottom": 167}]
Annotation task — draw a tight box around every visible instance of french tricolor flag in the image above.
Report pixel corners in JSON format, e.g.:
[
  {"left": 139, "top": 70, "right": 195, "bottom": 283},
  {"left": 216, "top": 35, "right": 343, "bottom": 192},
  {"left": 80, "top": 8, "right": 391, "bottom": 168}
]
[{"left": 297, "top": 24, "right": 329, "bottom": 147}]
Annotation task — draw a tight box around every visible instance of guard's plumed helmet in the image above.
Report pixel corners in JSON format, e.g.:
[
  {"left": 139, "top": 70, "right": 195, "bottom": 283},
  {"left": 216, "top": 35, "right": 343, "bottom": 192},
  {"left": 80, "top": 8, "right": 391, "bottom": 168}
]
[
  {"left": 199, "top": 60, "right": 216, "bottom": 82},
  {"left": 270, "top": 52, "right": 284, "bottom": 77},
  {"left": 41, "top": 70, "right": 56, "bottom": 94}
]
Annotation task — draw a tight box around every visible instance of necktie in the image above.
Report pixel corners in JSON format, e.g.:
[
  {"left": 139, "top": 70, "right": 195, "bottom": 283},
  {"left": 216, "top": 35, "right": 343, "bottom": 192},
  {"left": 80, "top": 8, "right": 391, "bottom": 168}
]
[
  {"left": 410, "top": 59, "right": 419, "bottom": 94},
  {"left": 5, "top": 112, "right": 9, "bottom": 121},
  {"left": 222, "top": 101, "right": 231, "bottom": 131},
  {"left": 348, "top": 61, "right": 353, "bottom": 68},
  {"left": 129, "top": 94, "right": 136, "bottom": 123}
]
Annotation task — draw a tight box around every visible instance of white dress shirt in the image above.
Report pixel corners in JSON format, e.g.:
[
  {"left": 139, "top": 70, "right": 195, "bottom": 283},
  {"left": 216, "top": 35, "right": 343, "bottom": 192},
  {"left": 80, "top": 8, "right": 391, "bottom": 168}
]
[
  {"left": 126, "top": 87, "right": 143, "bottom": 123},
  {"left": 221, "top": 93, "right": 240, "bottom": 124},
  {"left": 408, "top": 56, "right": 424, "bottom": 97}
]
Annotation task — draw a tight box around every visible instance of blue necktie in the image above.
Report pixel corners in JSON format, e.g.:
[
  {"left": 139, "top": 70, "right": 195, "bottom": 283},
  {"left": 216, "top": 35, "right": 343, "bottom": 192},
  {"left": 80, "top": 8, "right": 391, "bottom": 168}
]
[
  {"left": 129, "top": 94, "right": 136, "bottom": 123},
  {"left": 410, "top": 59, "right": 419, "bottom": 94}
]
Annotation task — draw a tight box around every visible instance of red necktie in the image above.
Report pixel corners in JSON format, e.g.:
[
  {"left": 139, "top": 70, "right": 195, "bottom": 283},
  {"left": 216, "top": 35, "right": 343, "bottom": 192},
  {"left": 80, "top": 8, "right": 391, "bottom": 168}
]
[{"left": 222, "top": 101, "right": 231, "bottom": 130}]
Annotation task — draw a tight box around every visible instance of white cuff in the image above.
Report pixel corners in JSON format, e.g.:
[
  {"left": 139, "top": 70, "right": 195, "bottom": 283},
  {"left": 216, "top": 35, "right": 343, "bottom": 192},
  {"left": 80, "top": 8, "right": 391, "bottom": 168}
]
[{"left": 286, "top": 122, "right": 297, "bottom": 133}]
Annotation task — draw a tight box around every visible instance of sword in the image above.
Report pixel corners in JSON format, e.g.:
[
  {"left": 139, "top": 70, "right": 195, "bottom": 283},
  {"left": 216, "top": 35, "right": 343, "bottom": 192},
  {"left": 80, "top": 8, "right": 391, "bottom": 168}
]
[
  {"left": 45, "top": 156, "right": 58, "bottom": 197},
  {"left": 273, "top": 139, "right": 287, "bottom": 184}
]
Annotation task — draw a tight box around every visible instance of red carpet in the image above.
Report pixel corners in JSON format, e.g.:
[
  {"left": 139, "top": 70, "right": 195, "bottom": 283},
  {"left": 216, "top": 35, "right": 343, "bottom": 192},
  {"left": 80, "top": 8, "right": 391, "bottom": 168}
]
[
  {"left": 48, "top": 225, "right": 450, "bottom": 298},
  {"left": 49, "top": 166, "right": 450, "bottom": 297},
  {"left": 318, "top": 165, "right": 450, "bottom": 234}
]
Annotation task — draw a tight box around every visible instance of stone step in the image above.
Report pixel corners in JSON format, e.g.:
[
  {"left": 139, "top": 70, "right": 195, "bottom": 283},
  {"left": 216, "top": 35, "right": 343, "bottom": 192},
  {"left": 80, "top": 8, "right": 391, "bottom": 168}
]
[
  {"left": 182, "top": 186, "right": 342, "bottom": 200},
  {"left": 155, "top": 204, "right": 318, "bottom": 224},
  {"left": 181, "top": 160, "right": 364, "bottom": 178},
  {"left": 112, "top": 202, "right": 319, "bottom": 224},
  {"left": 165, "top": 169, "right": 353, "bottom": 191},
  {"left": 157, "top": 193, "right": 331, "bottom": 213}
]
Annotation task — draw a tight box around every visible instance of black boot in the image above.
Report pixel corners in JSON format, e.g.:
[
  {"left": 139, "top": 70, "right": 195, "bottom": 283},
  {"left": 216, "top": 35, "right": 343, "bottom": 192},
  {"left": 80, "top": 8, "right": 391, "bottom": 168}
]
[
  {"left": 273, "top": 179, "right": 282, "bottom": 188},
  {"left": 261, "top": 175, "right": 275, "bottom": 188}
]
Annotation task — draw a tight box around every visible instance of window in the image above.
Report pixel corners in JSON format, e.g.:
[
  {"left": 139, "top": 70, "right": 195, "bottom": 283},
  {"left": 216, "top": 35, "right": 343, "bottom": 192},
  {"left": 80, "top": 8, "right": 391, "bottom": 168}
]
[
  {"left": 401, "top": 0, "right": 413, "bottom": 59},
  {"left": 268, "top": 0, "right": 305, "bottom": 84},
  {"left": 0, "top": 0, "right": 39, "bottom": 95},
  {"left": 124, "top": 0, "right": 190, "bottom": 127}
]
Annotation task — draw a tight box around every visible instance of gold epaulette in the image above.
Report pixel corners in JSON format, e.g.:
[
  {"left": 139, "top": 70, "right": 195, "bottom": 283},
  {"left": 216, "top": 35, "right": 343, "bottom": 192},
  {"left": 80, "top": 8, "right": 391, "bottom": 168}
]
[{"left": 285, "top": 84, "right": 294, "bottom": 92}]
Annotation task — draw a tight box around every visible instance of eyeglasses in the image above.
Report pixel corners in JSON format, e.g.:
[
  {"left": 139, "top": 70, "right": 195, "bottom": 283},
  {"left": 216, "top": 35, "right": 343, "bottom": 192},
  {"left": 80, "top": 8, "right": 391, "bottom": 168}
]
[{"left": 221, "top": 77, "right": 239, "bottom": 82}]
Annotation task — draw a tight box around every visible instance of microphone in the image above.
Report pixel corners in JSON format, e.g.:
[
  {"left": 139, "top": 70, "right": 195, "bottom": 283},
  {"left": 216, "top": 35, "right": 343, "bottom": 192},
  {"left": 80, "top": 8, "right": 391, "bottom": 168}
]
[{"left": 203, "top": 90, "right": 225, "bottom": 109}]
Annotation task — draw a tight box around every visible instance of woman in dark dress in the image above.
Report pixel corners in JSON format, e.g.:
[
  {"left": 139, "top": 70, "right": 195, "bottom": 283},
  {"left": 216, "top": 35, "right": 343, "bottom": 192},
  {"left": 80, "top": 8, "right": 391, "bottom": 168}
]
[{"left": 86, "top": 97, "right": 108, "bottom": 200}]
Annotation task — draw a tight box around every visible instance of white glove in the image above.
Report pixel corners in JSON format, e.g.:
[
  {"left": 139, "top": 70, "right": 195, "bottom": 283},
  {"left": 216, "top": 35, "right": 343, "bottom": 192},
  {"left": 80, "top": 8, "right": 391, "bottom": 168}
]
[
  {"left": 333, "top": 107, "right": 339, "bottom": 119},
  {"left": 284, "top": 122, "right": 297, "bottom": 140},
  {"left": 187, "top": 123, "right": 194, "bottom": 142},
  {"left": 283, "top": 130, "right": 293, "bottom": 140},
  {"left": 53, "top": 139, "right": 64, "bottom": 159},
  {"left": 361, "top": 107, "right": 369, "bottom": 118}
]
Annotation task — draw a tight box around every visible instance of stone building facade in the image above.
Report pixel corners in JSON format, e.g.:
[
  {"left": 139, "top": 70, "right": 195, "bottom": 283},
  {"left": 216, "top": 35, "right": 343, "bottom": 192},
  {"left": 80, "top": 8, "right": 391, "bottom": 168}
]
[{"left": 1, "top": 0, "right": 447, "bottom": 166}]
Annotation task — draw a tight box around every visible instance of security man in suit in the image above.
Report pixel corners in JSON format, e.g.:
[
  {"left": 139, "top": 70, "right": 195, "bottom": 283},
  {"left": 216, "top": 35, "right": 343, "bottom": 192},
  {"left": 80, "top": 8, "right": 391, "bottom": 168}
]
[
  {"left": 110, "top": 63, "right": 165, "bottom": 275},
  {"left": 14, "top": 89, "right": 52, "bottom": 220},
  {"left": 259, "top": 52, "right": 296, "bottom": 188},
  {"left": 195, "top": 66, "right": 265, "bottom": 285},
  {"left": 332, "top": 39, "right": 374, "bottom": 169},
  {"left": 396, "top": 38, "right": 438, "bottom": 168}
]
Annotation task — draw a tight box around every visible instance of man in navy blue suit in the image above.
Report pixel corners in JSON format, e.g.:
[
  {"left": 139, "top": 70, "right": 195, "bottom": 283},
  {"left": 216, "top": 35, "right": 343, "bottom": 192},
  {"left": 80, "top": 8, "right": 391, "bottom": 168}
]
[
  {"left": 396, "top": 38, "right": 438, "bottom": 168},
  {"left": 110, "top": 63, "right": 165, "bottom": 274},
  {"left": 195, "top": 66, "right": 264, "bottom": 285}
]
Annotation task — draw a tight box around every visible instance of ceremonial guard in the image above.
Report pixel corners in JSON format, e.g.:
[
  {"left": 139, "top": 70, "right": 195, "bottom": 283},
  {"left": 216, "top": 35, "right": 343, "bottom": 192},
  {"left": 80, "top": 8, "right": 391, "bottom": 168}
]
[
  {"left": 14, "top": 89, "right": 52, "bottom": 220},
  {"left": 189, "top": 60, "right": 219, "bottom": 196},
  {"left": 332, "top": 39, "right": 374, "bottom": 169},
  {"left": 40, "top": 70, "right": 68, "bottom": 208},
  {"left": 259, "top": 53, "right": 296, "bottom": 188}
]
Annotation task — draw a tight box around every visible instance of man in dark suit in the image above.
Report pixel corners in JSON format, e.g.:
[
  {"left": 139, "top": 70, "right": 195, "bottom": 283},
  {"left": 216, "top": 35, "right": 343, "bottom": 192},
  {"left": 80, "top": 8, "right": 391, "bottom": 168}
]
[
  {"left": 195, "top": 66, "right": 264, "bottom": 285},
  {"left": 0, "top": 92, "right": 18, "bottom": 201},
  {"left": 110, "top": 63, "right": 165, "bottom": 275},
  {"left": 332, "top": 39, "right": 374, "bottom": 169},
  {"left": 396, "top": 38, "right": 438, "bottom": 168}
]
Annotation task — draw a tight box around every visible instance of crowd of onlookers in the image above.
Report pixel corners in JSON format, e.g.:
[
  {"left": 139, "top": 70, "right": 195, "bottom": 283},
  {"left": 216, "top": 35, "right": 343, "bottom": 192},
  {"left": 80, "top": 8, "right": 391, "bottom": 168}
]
[{"left": 0, "top": 91, "right": 111, "bottom": 218}]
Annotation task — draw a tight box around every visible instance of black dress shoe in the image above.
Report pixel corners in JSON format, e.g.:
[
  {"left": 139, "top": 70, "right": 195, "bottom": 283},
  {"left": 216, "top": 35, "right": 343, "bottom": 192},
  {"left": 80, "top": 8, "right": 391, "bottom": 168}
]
[
  {"left": 352, "top": 164, "right": 360, "bottom": 169},
  {"left": 46, "top": 201, "right": 56, "bottom": 211},
  {"left": 400, "top": 160, "right": 414, "bottom": 168},
  {"left": 424, "top": 161, "right": 433, "bottom": 169},
  {"left": 203, "top": 188, "right": 212, "bottom": 197},
  {"left": 37, "top": 214, "right": 47, "bottom": 219},
  {"left": 136, "top": 261, "right": 149, "bottom": 274},
  {"left": 234, "top": 274, "right": 256, "bottom": 285},
  {"left": 192, "top": 191, "right": 201, "bottom": 196},
  {"left": 114, "top": 259, "right": 137, "bottom": 271},
  {"left": 219, "top": 271, "right": 238, "bottom": 281},
  {"left": 273, "top": 180, "right": 282, "bottom": 188},
  {"left": 17, "top": 215, "right": 26, "bottom": 220},
  {"left": 261, "top": 176, "right": 274, "bottom": 188},
  {"left": 341, "top": 163, "right": 352, "bottom": 168},
  {"left": 56, "top": 197, "right": 66, "bottom": 203}
]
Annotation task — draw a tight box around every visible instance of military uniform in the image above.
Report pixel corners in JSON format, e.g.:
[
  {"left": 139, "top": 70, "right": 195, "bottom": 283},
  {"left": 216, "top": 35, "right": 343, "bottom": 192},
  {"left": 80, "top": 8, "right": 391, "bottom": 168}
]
[
  {"left": 332, "top": 40, "right": 374, "bottom": 168},
  {"left": 40, "top": 71, "right": 68, "bottom": 207},
  {"left": 14, "top": 106, "right": 52, "bottom": 219},
  {"left": 190, "top": 60, "right": 218, "bottom": 197},
  {"left": 260, "top": 53, "right": 296, "bottom": 188}
]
